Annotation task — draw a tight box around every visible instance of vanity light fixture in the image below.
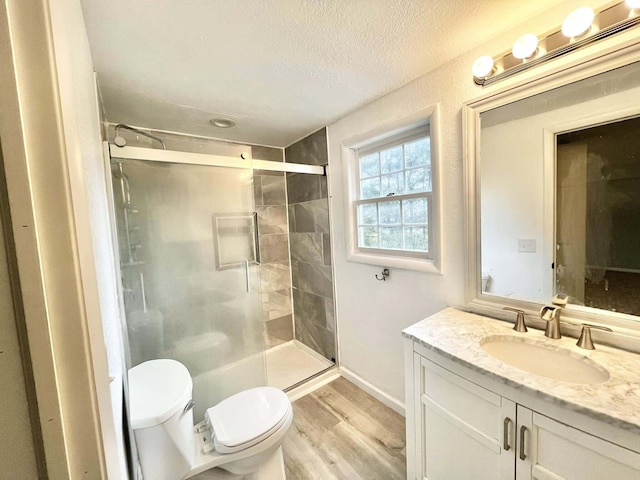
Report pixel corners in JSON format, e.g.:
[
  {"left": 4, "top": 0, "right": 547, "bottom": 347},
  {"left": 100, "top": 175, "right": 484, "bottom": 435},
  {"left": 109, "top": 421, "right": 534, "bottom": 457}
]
[
  {"left": 473, "top": 1, "right": 640, "bottom": 86},
  {"left": 471, "top": 55, "right": 495, "bottom": 79},
  {"left": 511, "top": 33, "right": 539, "bottom": 60},
  {"left": 561, "top": 7, "right": 595, "bottom": 38}
]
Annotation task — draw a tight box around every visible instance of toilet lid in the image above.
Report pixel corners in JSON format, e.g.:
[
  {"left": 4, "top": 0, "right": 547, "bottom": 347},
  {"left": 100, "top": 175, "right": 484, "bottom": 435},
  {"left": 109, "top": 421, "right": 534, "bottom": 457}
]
[
  {"left": 211, "top": 407, "right": 292, "bottom": 454},
  {"left": 128, "top": 359, "right": 193, "bottom": 429},
  {"left": 206, "top": 387, "right": 290, "bottom": 449}
]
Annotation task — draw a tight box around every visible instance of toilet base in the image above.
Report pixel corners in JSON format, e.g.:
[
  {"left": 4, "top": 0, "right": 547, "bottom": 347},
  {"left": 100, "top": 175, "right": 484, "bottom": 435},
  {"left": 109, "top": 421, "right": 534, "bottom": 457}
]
[
  {"left": 246, "top": 446, "right": 286, "bottom": 480},
  {"left": 186, "top": 446, "right": 286, "bottom": 480}
]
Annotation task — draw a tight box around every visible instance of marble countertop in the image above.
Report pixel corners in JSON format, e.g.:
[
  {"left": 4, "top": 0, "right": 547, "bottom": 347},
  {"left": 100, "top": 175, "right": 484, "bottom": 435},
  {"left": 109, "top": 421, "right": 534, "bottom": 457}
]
[{"left": 403, "top": 307, "right": 640, "bottom": 436}]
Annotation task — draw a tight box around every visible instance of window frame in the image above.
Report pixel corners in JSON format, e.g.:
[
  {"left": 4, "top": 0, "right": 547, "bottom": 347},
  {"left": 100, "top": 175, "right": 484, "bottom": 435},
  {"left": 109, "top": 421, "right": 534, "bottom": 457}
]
[
  {"left": 354, "top": 193, "right": 433, "bottom": 259},
  {"left": 341, "top": 104, "right": 442, "bottom": 274},
  {"left": 354, "top": 128, "right": 433, "bottom": 259}
]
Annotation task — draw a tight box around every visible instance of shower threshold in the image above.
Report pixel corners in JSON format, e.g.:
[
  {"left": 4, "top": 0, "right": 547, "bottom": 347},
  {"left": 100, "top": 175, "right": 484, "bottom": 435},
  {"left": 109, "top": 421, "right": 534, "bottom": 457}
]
[{"left": 266, "top": 339, "right": 335, "bottom": 391}]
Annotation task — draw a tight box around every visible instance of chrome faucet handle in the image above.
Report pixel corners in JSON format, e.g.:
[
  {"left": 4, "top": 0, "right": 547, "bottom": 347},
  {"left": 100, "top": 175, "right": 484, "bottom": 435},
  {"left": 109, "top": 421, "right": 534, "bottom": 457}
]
[
  {"left": 503, "top": 307, "right": 528, "bottom": 333},
  {"left": 576, "top": 324, "right": 613, "bottom": 350}
]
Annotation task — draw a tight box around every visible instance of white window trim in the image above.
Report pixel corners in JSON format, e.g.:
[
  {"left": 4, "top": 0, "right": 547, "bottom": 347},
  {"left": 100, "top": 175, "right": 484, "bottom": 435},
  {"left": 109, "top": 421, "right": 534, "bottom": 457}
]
[{"left": 341, "top": 104, "right": 443, "bottom": 274}]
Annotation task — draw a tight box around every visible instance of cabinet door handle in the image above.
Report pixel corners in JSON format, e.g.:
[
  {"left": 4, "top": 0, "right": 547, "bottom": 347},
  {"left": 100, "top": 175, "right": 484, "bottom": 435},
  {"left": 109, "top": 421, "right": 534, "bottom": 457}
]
[
  {"left": 519, "top": 425, "right": 527, "bottom": 461},
  {"left": 503, "top": 417, "right": 512, "bottom": 451}
]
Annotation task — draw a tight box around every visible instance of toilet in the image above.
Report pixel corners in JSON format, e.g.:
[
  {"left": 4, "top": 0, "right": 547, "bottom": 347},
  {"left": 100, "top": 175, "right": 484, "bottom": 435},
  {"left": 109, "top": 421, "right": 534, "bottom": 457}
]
[{"left": 128, "top": 359, "right": 293, "bottom": 480}]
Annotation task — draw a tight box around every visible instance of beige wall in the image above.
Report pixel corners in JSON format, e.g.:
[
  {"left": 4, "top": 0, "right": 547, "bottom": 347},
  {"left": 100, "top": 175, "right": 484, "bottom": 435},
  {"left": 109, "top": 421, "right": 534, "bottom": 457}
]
[{"left": 0, "top": 143, "right": 41, "bottom": 479}]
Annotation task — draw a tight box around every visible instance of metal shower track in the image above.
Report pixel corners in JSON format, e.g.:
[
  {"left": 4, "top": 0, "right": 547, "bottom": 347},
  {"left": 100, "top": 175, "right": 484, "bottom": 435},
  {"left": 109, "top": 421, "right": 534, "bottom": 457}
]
[{"left": 108, "top": 144, "right": 326, "bottom": 175}]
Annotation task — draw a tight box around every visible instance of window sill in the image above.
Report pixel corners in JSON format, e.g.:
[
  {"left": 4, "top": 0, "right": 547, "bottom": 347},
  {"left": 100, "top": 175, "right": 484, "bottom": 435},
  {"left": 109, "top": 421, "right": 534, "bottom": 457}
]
[{"left": 346, "top": 251, "right": 442, "bottom": 274}]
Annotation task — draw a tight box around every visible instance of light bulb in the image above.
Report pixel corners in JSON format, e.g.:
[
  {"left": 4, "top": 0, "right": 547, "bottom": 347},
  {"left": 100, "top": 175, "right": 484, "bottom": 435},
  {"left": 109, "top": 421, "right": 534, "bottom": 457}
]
[
  {"left": 472, "top": 56, "right": 495, "bottom": 79},
  {"left": 626, "top": 0, "right": 640, "bottom": 8},
  {"left": 562, "top": 7, "right": 595, "bottom": 38},
  {"left": 512, "top": 34, "right": 539, "bottom": 60}
]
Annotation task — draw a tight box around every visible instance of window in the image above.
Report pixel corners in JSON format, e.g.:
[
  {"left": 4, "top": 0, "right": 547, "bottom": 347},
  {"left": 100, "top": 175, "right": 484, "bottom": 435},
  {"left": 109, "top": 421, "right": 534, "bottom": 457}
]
[
  {"left": 355, "top": 127, "right": 432, "bottom": 259},
  {"left": 341, "top": 105, "right": 441, "bottom": 273}
]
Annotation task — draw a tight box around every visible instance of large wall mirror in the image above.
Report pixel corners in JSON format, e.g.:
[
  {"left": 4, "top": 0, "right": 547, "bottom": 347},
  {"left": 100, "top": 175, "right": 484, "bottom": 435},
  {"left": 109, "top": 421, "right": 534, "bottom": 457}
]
[{"left": 464, "top": 42, "right": 640, "bottom": 334}]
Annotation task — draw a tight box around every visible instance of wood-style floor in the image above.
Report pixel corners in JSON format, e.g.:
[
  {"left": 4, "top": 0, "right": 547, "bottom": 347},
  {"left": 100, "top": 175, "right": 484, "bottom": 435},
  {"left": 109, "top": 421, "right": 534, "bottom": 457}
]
[{"left": 282, "top": 377, "right": 406, "bottom": 479}]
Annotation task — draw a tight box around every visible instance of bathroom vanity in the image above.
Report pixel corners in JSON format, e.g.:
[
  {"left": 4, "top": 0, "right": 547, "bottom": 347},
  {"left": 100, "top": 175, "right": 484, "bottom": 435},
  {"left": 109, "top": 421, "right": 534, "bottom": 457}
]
[{"left": 403, "top": 308, "right": 640, "bottom": 480}]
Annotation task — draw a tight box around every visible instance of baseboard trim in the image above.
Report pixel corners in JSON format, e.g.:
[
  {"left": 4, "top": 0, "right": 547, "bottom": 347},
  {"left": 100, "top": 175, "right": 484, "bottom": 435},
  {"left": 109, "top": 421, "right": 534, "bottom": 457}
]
[
  {"left": 284, "top": 365, "right": 406, "bottom": 417},
  {"left": 339, "top": 367, "right": 405, "bottom": 416}
]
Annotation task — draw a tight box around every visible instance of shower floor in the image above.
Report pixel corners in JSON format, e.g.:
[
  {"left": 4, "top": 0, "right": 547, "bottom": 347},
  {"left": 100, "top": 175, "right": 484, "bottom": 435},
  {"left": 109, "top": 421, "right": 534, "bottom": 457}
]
[{"left": 266, "top": 340, "right": 334, "bottom": 390}]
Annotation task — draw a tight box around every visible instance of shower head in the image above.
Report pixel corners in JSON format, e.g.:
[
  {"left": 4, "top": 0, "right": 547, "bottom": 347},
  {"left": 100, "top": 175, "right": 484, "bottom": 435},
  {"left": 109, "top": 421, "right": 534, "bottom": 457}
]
[{"left": 114, "top": 124, "right": 167, "bottom": 150}]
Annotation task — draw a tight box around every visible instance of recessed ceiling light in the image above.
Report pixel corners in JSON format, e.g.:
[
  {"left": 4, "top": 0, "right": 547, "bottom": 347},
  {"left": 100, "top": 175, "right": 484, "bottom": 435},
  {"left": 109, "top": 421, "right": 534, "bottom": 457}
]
[{"left": 210, "top": 118, "right": 236, "bottom": 128}]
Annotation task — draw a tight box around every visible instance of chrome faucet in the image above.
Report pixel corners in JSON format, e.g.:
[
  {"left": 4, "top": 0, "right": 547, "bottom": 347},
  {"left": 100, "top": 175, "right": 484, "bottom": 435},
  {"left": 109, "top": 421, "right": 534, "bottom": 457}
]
[{"left": 540, "top": 294, "right": 568, "bottom": 339}]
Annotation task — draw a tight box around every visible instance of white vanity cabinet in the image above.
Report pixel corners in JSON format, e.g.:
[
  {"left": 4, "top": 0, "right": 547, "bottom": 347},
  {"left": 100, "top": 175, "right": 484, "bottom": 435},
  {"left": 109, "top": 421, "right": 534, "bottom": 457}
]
[
  {"left": 405, "top": 341, "right": 640, "bottom": 480},
  {"left": 516, "top": 406, "right": 640, "bottom": 480},
  {"left": 415, "top": 355, "right": 516, "bottom": 480}
]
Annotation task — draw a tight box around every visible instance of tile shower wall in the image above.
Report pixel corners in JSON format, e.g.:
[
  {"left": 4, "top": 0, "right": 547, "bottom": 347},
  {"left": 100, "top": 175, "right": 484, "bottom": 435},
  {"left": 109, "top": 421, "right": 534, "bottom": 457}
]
[
  {"left": 254, "top": 166, "right": 294, "bottom": 348},
  {"left": 285, "top": 128, "right": 336, "bottom": 361}
]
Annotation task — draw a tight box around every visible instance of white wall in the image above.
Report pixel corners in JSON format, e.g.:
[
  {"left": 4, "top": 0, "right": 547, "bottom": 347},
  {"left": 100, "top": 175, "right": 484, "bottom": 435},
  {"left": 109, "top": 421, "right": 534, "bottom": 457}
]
[
  {"left": 48, "top": 0, "right": 128, "bottom": 477},
  {"left": 326, "top": 0, "right": 607, "bottom": 406},
  {"left": 104, "top": 123, "right": 272, "bottom": 158},
  {"left": 481, "top": 117, "right": 547, "bottom": 301}
]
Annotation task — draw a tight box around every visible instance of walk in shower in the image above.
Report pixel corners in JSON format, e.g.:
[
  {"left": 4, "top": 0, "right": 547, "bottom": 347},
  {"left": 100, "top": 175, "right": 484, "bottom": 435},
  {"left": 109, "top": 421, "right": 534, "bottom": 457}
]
[{"left": 109, "top": 140, "right": 335, "bottom": 421}]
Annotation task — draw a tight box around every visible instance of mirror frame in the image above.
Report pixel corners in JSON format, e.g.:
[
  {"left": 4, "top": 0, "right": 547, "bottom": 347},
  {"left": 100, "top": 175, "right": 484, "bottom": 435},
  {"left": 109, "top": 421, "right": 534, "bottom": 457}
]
[{"left": 463, "top": 33, "right": 640, "bottom": 349}]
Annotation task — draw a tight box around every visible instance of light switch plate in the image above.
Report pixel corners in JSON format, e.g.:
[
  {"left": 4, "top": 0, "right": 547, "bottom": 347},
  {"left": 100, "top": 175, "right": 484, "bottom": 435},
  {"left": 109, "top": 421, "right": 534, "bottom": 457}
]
[{"left": 518, "top": 239, "right": 536, "bottom": 253}]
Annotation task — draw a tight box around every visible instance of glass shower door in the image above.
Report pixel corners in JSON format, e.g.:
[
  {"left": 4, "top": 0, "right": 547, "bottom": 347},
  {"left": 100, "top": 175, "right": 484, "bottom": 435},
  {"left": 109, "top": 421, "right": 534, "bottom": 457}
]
[{"left": 111, "top": 158, "right": 265, "bottom": 421}]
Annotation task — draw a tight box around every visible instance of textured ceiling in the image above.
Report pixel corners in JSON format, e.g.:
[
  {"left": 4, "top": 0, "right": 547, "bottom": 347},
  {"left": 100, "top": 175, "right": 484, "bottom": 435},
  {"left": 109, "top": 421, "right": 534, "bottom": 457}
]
[{"left": 81, "top": 0, "right": 563, "bottom": 147}]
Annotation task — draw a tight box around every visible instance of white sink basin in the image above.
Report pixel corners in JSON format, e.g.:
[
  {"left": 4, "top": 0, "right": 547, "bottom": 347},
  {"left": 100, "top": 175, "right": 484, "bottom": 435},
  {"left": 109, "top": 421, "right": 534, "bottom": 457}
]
[{"left": 480, "top": 335, "right": 610, "bottom": 385}]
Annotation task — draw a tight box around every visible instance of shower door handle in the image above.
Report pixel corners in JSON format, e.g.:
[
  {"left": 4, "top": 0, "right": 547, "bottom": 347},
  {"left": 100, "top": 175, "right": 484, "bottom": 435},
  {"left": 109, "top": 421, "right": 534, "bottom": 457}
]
[
  {"left": 253, "top": 212, "right": 261, "bottom": 265},
  {"left": 244, "top": 259, "right": 250, "bottom": 293}
]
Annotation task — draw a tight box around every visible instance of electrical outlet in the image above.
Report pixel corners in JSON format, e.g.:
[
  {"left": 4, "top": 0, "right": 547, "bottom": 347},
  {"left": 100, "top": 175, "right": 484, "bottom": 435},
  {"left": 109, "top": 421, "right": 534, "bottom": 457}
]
[{"left": 518, "top": 239, "right": 536, "bottom": 253}]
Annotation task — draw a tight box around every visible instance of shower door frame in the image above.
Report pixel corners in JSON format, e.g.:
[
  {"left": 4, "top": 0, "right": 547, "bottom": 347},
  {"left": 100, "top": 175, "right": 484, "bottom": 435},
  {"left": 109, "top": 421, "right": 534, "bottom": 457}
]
[
  {"left": 103, "top": 141, "right": 333, "bottom": 478},
  {"left": 104, "top": 142, "right": 327, "bottom": 358},
  {"left": 108, "top": 144, "right": 325, "bottom": 175},
  {"left": 103, "top": 141, "right": 335, "bottom": 370}
]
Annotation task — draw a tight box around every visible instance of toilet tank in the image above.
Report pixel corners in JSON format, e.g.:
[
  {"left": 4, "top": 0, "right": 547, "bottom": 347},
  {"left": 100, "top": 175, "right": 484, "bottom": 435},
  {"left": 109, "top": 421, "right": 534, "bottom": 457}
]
[{"left": 129, "top": 359, "right": 196, "bottom": 480}]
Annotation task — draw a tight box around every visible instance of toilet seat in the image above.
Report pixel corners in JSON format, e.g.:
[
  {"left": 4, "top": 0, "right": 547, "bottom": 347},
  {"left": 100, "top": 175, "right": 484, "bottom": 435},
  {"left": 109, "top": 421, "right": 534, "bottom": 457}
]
[{"left": 206, "top": 387, "right": 292, "bottom": 454}]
